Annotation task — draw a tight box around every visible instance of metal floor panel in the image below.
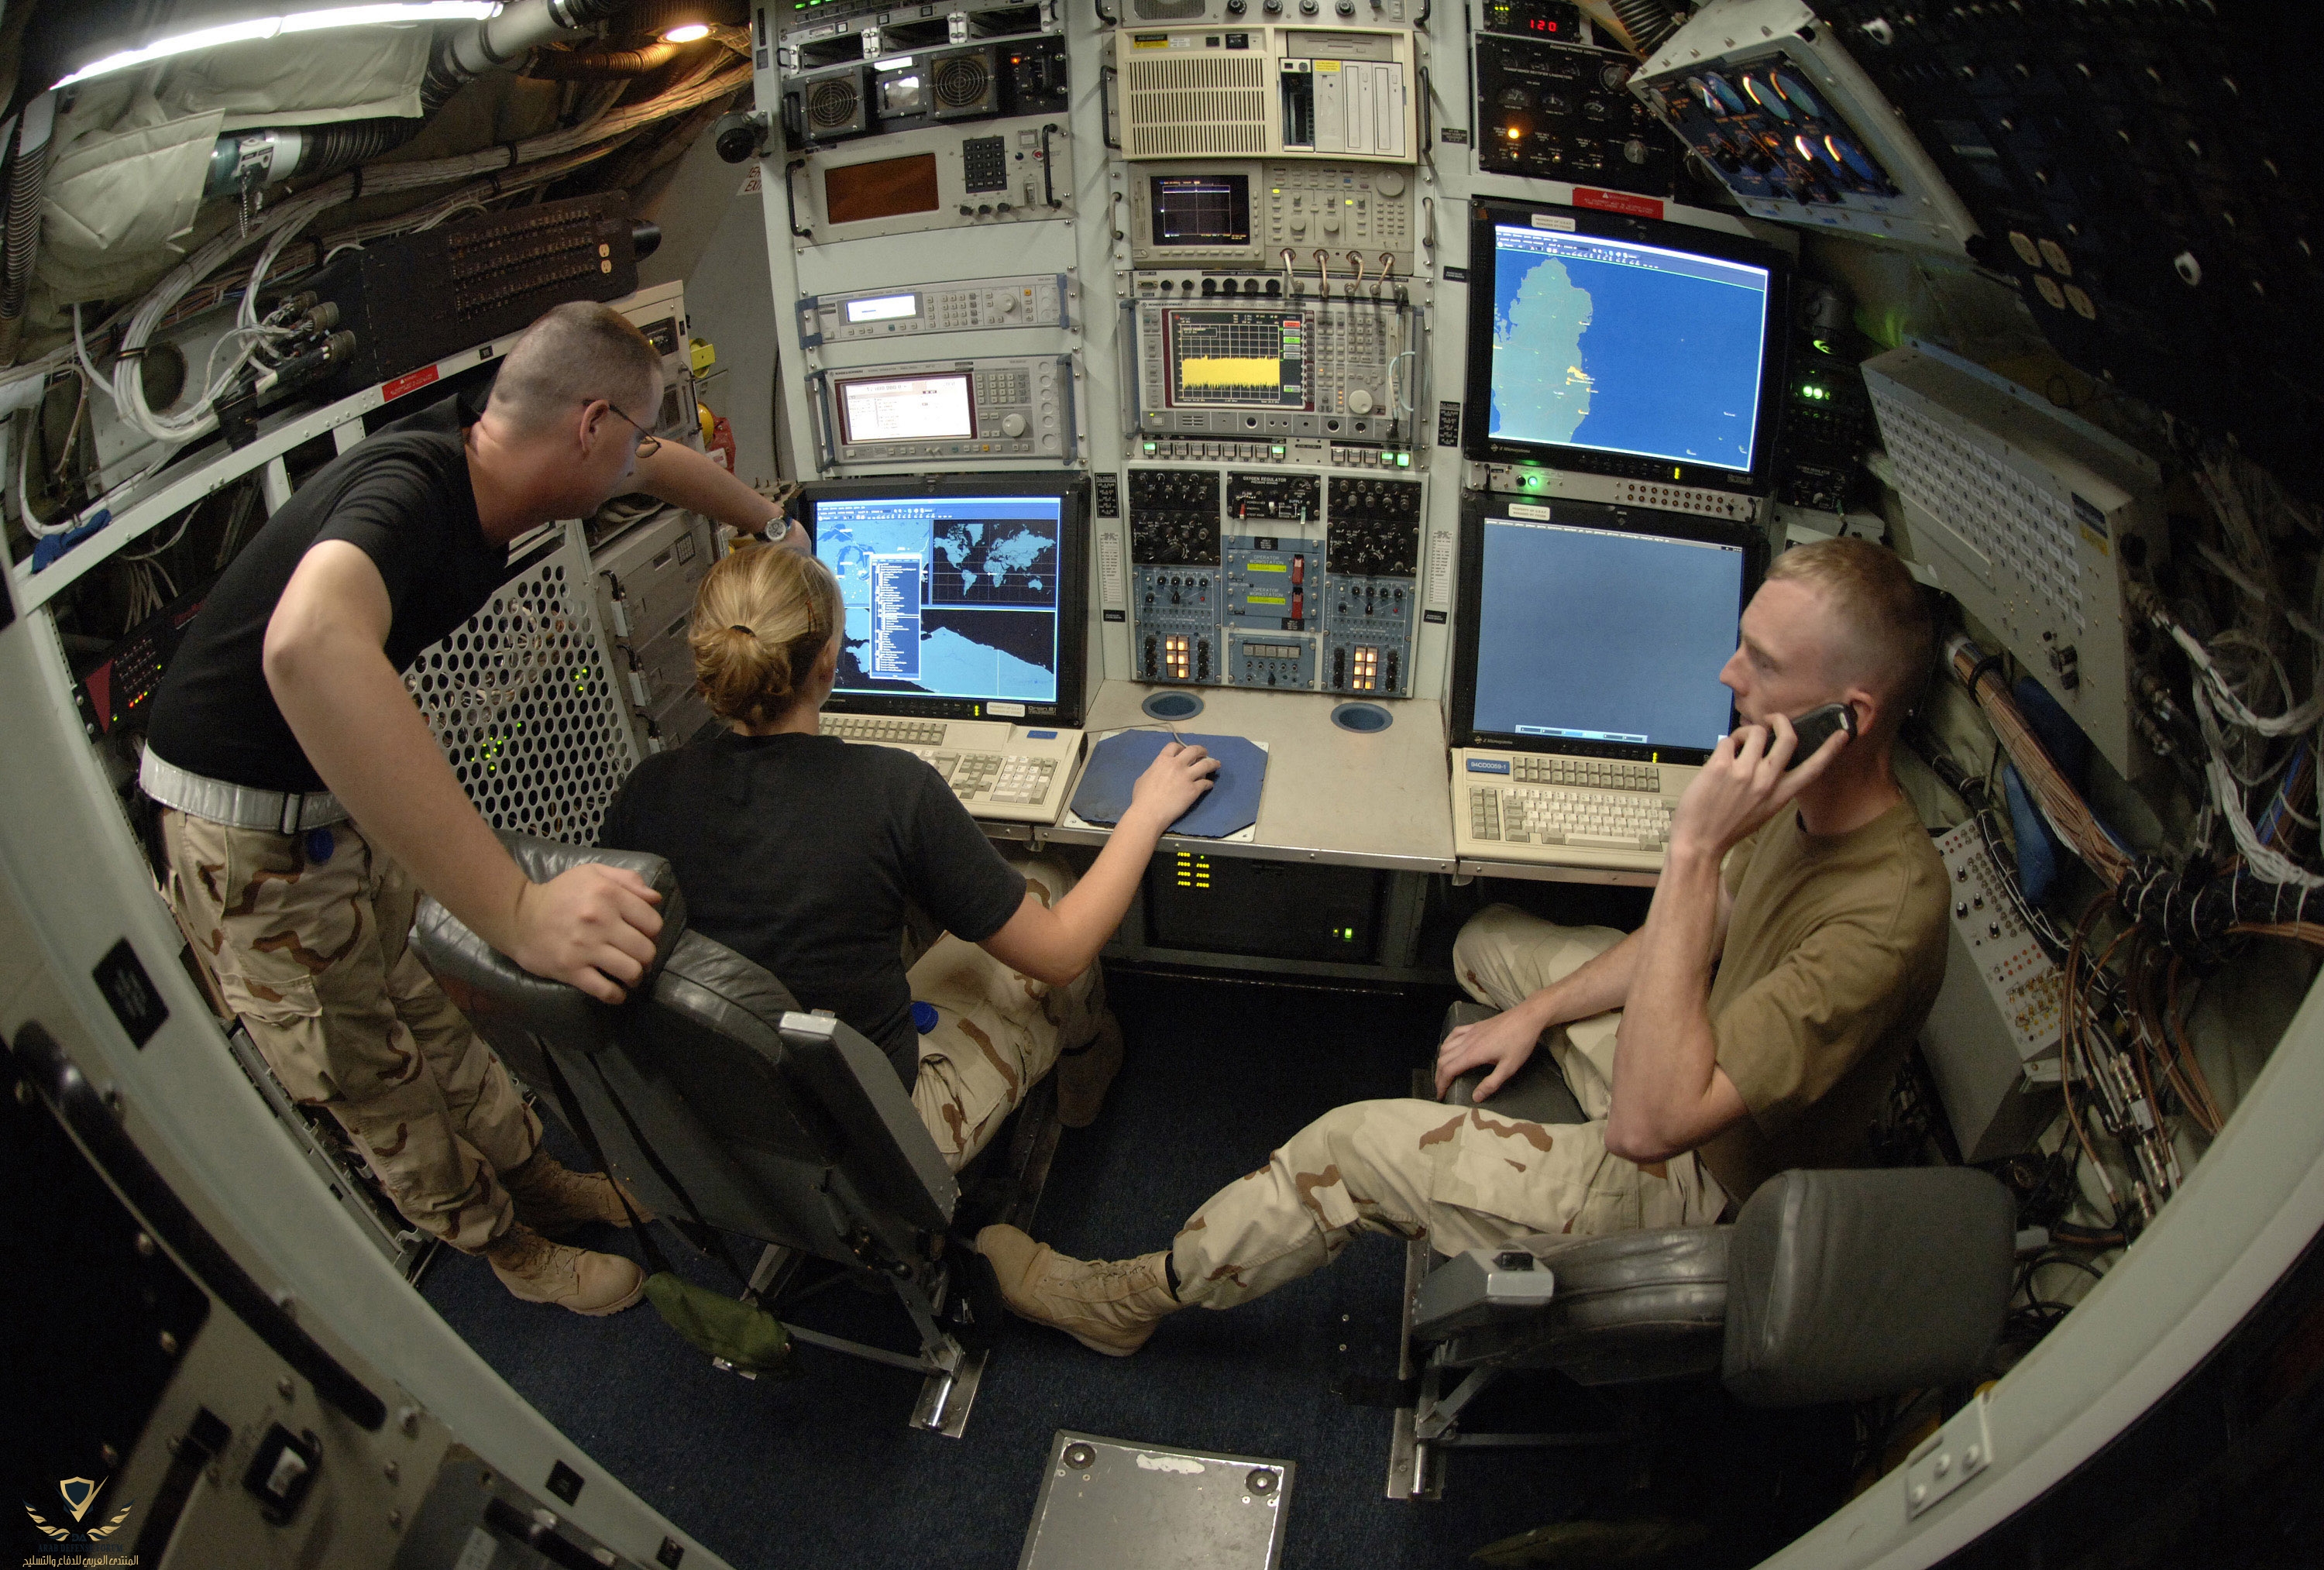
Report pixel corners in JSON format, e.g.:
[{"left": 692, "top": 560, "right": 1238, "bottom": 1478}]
[{"left": 1019, "top": 1431, "right": 1294, "bottom": 1570}]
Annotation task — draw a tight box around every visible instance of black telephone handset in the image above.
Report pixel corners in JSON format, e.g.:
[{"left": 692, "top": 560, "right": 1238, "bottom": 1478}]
[{"left": 1784, "top": 703, "right": 1857, "bottom": 770}]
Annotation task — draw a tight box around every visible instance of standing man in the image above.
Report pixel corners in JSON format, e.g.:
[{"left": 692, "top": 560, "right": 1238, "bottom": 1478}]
[
  {"left": 146, "top": 302, "right": 803, "bottom": 1315},
  {"left": 978, "top": 539, "right": 1948, "bottom": 1354}
]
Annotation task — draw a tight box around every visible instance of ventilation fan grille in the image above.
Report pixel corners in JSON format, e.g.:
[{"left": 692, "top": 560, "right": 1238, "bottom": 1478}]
[
  {"left": 933, "top": 53, "right": 992, "bottom": 108},
  {"left": 807, "top": 75, "right": 862, "bottom": 129},
  {"left": 1121, "top": 53, "right": 1267, "bottom": 157}
]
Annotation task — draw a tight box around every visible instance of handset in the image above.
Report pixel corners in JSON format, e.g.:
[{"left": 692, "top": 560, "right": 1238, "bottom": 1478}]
[{"left": 1783, "top": 703, "right": 1856, "bottom": 770}]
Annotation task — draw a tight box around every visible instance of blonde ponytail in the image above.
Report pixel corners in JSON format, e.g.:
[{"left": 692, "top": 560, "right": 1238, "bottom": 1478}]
[{"left": 689, "top": 546, "right": 844, "bottom": 727}]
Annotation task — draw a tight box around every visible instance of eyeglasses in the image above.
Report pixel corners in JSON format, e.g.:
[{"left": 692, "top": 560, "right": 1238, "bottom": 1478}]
[{"left": 597, "top": 400, "right": 662, "bottom": 460}]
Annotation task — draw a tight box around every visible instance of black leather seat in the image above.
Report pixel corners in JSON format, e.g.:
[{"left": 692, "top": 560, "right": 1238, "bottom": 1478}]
[
  {"left": 411, "top": 833, "right": 988, "bottom": 1435},
  {"left": 1400, "top": 1004, "right": 2016, "bottom": 1477}
]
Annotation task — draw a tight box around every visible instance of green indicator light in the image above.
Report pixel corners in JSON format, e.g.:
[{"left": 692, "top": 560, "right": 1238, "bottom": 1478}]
[{"left": 1396, "top": 452, "right": 1411, "bottom": 467}]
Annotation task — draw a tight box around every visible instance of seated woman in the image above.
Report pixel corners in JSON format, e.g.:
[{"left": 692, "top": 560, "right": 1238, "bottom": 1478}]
[{"left": 597, "top": 545, "right": 1216, "bottom": 1169}]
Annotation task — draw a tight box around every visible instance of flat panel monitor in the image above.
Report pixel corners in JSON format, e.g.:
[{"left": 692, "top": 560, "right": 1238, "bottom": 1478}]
[
  {"left": 834, "top": 370, "right": 975, "bottom": 445},
  {"left": 1462, "top": 198, "right": 1790, "bottom": 494},
  {"left": 1150, "top": 173, "right": 1251, "bottom": 247},
  {"left": 1451, "top": 498, "right": 1758, "bottom": 764},
  {"left": 802, "top": 477, "right": 1089, "bottom": 727}
]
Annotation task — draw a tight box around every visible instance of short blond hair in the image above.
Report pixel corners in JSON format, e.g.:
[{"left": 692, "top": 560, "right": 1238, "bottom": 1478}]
[
  {"left": 1765, "top": 538, "right": 1934, "bottom": 727},
  {"left": 689, "top": 545, "right": 844, "bottom": 727},
  {"left": 486, "top": 301, "right": 662, "bottom": 434}
]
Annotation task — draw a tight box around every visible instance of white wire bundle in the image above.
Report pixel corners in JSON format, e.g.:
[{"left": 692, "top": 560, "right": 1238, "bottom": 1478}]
[
  {"left": 105, "top": 59, "right": 751, "bottom": 449},
  {"left": 9, "top": 59, "right": 746, "bottom": 541},
  {"left": 2158, "top": 448, "right": 2324, "bottom": 886}
]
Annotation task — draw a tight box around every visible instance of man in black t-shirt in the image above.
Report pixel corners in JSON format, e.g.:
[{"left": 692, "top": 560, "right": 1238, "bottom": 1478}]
[{"left": 145, "top": 302, "right": 805, "bottom": 1317}]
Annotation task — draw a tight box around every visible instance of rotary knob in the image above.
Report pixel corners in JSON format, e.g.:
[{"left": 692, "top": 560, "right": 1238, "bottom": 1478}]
[
  {"left": 1373, "top": 170, "right": 1404, "bottom": 197},
  {"left": 1347, "top": 388, "right": 1375, "bottom": 414},
  {"left": 999, "top": 294, "right": 1019, "bottom": 313},
  {"left": 1321, "top": 210, "right": 1341, "bottom": 233},
  {"left": 1299, "top": 0, "right": 1318, "bottom": 13},
  {"left": 1002, "top": 413, "right": 1029, "bottom": 437},
  {"left": 1336, "top": 0, "right": 1355, "bottom": 12}
]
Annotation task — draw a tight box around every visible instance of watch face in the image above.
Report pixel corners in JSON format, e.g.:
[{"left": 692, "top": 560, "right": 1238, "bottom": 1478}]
[
  {"left": 1743, "top": 73, "right": 1792, "bottom": 120},
  {"left": 1773, "top": 69, "right": 1826, "bottom": 118},
  {"left": 1826, "top": 134, "right": 1882, "bottom": 182},
  {"left": 1695, "top": 72, "right": 1748, "bottom": 115}
]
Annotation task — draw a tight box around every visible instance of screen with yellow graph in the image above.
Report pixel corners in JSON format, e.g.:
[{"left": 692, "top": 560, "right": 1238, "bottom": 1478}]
[{"left": 1164, "top": 309, "right": 1310, "bottom": 410}]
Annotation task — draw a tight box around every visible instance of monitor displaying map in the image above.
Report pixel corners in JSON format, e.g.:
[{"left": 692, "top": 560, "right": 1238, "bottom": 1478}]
[
  {"left": 813, "top": 493, "right": 1065, "bottom": 706},
  {"left": 1483, "top": 222, "right": 1772, "bottom": 473}
]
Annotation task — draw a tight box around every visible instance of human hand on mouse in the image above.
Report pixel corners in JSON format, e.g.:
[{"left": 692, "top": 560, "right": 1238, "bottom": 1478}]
[{"left": 1125, "top": 740, "right": 1220, "bottom": 832}]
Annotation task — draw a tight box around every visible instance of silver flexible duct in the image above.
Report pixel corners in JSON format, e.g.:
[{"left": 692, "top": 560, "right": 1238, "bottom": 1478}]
[{"left": 1, "top": 93, "right": 60, "bottom": 365}]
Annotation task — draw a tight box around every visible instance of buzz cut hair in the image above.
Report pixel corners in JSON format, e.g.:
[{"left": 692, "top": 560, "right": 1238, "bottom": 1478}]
[
  {"left": 486, "top": 301, "right": 663, "bottom": 434},
  {"left": 1764, "top": 537, "right": 1936, "bottom": 728}
]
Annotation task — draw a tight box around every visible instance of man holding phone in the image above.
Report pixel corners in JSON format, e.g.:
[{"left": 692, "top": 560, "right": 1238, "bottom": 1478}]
[{"left": 976, "top": 538, "right": 1949, "bottom": 1355}]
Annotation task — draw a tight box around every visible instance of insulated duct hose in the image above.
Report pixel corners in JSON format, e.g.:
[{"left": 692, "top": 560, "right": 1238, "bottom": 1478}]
[
  {"left": 205, "top": 0, "right": 643, "bottom": 198},
  {"left": 206, "top": 115, "right": 434, "bottom": 199},
  {"left": 0, "top": 93, "right": 58, "bottom": 366},
  {"left": 422, "top": 0, "right": 638, "bottom": 107},
  {"left": 524, "top": 39, "right": 683, "bottom": 77}
]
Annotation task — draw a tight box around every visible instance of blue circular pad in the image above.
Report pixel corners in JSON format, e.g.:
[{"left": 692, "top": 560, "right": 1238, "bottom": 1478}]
[
  {"left": 1142, "top": 691, "right": 1205, "bottom": 721},
  {"left": 1330, "top": 703, "right": 1393, "bottom": 733}
]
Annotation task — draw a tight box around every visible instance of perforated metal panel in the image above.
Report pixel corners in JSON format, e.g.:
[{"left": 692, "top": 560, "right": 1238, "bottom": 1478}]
[{"left": 406, "top": 530, "right": 639, "bottom": 843}]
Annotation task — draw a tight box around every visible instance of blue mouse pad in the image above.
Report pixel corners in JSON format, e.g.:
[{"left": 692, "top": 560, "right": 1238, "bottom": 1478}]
[{"left": 1068, "top": 730, "right": 1268, "bottom": 838}]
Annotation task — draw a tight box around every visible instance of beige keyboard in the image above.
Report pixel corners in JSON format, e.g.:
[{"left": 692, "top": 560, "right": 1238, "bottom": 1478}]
[
  {"left": 1450, "top": 747, "right": 1698, "bottom": 874},
  {"left": 820, "top": 716, "right": 1085, "bottom": 826}
]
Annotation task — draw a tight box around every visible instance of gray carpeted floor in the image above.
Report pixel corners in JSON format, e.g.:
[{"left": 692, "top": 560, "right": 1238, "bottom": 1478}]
[{"left": 421, "top": 971, "right": 1845, "bottom": 1569}]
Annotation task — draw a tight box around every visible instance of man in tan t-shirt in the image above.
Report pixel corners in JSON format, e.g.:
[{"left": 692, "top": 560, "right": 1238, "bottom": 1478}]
[{"left": 977, "top": 538, "right": 1948, "bottom": 1355}]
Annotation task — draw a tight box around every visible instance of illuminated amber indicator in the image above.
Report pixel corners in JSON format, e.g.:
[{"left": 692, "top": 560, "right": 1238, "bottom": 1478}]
[
  {"left": 1350, "top": 646, "right": 1380, "bottom": 690},
  {"left": 1164, "top": 634, "right": 1191, "bottom": 679}
]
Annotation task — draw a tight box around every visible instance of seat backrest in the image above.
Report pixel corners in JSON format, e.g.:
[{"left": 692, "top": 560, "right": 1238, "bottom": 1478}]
[
  {"left": 1721, "top": 1166, "right": 2015, "bottom": 1407},
  {"left": 413, "top": 833, "right": 958, "bottom": 1257}
]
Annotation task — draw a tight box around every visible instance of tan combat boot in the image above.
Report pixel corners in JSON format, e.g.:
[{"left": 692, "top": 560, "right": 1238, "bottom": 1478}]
[
  {"left": 483, "top": 1224, "right": 647, "bottom": 1316},
  {"left": 977, "top": 1224, "right": 1178, "bottom": 1355},
  {"left": 501, "top": 1151, "right": 649, "bottom": 1238},
  {"left": 1056, "top": 1009, "right": 1125, "bottom": 1130}
]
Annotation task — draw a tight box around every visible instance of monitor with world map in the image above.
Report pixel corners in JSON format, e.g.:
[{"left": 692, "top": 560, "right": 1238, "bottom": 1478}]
[
  {"left": 1461, "top": 198, "right": 1790, "bottom": 495},
  {"left": 802, "top": 477, "right": 1089, "bottom": 727}
]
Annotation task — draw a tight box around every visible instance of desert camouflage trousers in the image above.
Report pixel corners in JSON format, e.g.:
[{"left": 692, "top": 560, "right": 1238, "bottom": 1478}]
[
  {"left": 161, "top": 809, "right": 541, "bottom": 1252},
  {"left": 906, "top": 854, "right": 1102, "bottom": 1171},
  {"left": 1171, "top": 905, "right": 1724, "bottom": 1308}
]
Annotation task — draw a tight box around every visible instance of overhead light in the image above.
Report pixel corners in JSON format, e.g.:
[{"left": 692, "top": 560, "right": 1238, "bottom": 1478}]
[
  {"left": 56, "top": 1, "right": 503, "bottom": 89},
  {"left": 662, "top": 21, "right": 710, "bottom": 40}
]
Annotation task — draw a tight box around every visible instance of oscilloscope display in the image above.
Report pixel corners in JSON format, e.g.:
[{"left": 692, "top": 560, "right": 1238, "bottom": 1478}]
[{"left": 1164, "top": 310, "right": 1309, "bottom": 411}]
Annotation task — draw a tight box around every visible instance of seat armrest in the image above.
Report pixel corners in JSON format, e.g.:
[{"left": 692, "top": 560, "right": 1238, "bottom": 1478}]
[
  {"left": 410, "top": 833, "right": 687, "bottom": 1047},
  {"left": 1722, "top": 1167, "right": 2015, "bottom": 1407},
  {"left": 1411, "top": 1248, "right": 1559, "bottom": 1341},
  {"left": 493, "top": 831, "right": 688, "bottom": 975},
  {"left": 1436, "top": 1003, "right": 1587, "bottom": 1128}
]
